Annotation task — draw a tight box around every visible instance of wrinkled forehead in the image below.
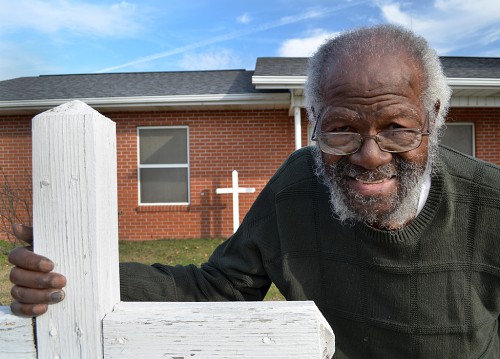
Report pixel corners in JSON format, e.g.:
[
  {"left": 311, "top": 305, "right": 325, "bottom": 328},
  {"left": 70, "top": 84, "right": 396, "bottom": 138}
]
[{"left": 319, "top": 50, "right": 426, "bottom": 106}]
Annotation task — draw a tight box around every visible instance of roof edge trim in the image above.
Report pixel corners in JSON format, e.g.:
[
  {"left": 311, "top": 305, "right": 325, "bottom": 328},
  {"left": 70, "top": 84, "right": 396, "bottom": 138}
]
[
  {"left": 252, "top": 76, "right": 307, "bottom": 89},
  {"left": 448, "top": 77, "right": 500, "bottom": 88},
  {"left": 0, "top": 93, "right": 291, "bottom": 111}
]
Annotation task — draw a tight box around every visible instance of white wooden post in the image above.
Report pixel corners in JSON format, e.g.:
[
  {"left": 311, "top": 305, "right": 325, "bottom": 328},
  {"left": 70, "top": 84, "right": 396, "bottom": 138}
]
[
  {"left": 31, "top": 100, "right": 120, "bottom": 358},
  {"left": 215, "top": 170, "right": 255, "bottom": 233}
]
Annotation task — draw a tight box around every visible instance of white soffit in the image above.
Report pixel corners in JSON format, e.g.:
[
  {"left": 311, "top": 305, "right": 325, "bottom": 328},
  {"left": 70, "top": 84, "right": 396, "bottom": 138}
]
[{"left": 448, "top": 78, "right": 500, "bottom": 97}]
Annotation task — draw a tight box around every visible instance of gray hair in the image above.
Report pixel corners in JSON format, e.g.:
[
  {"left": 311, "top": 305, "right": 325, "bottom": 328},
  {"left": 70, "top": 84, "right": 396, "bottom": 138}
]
[{"left": 305, "top": 24, "right": 451, "bottom": 143}]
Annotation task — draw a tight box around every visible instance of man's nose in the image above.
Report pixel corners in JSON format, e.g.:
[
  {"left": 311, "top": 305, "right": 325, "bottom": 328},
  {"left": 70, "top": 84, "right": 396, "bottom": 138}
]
[{"left": 348, "top": 137, "right": 392, "bottom": 170}]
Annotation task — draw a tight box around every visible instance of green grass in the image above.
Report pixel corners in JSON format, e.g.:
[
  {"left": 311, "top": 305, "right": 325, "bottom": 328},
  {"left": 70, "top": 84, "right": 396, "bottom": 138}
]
[
  {"left": 0, "top": 240, "right": 14, "bottom": 306},
  {"left": 0, "top": 238, "right": 284, "bottom": 306}
]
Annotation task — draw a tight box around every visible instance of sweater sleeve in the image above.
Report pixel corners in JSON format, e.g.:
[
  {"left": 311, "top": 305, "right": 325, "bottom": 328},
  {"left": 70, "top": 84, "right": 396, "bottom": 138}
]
[{"left": 119, "top": 184, "right": 278, "bottom": 302}]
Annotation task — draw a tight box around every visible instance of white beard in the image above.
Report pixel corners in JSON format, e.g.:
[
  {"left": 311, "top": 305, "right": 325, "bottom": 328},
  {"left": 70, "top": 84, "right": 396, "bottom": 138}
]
[{"left": 312, "top": 146, "right": 434, "bottom": 229}]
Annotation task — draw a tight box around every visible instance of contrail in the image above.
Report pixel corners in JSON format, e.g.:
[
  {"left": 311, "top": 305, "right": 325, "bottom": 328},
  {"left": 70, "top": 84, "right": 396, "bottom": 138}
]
[{"left": 97, "top": 2, "right": 366, "bottom": 73}]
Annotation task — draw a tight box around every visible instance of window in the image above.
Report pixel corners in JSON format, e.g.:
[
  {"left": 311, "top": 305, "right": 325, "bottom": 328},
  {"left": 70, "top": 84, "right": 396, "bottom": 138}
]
[
  {"left": 441, "top": 123, "right": 475, "bottom": 157},
  {"left": 138, "top": 126, "right": 189, "bottom": 205}
]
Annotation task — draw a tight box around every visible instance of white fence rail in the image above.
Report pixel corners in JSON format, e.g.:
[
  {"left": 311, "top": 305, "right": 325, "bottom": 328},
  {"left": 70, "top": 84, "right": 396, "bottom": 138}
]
[{"left": 0, "top": 100, "right": 335, "bottom": 358}]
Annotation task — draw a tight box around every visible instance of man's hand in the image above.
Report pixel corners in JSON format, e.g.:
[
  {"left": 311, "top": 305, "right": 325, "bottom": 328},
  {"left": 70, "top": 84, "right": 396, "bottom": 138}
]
[{"left": 8, "top": 224, "right": 67, "bottom": 317}]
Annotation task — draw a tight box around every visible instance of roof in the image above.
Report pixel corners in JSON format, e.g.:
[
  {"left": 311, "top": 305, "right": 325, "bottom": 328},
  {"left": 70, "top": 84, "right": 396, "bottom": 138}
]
[
  {"left": 0, "top": 70, "right": 281, "bottom": 101},
  {"left": 254, "top": 58, "right": 308, "bottom": 77},
  {"left": 252, "top": 57, "right": 500, "bottom": 102},
  {"left": 0, "top": 56, "right": 499, "bottom": 113},
  {"left": 254, "top": 56, "right": 500, "bottom": 79},
  {"left": 440, "top": 57, "right": 500, "bottom": 78}
]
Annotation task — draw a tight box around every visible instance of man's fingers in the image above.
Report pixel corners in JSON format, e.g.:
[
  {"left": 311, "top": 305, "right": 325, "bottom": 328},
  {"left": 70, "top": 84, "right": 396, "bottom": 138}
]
[
  {"left": 10, "top": 267, "right": 66, "bottom": 289},
  {"left": 12, "top": 224, "right": 33, "bottom": 245},
  {"left": 8, "top": 225, "right": 66, "bottom": 319},
  {"left": 8, "top": 246, "right": 54, "bottom": 272},
  {"left": 11, "top": 285, "right": 65, "bottom": 304},
  {"left": 10, "top": 300, "right": 49, "bottom": 318}
]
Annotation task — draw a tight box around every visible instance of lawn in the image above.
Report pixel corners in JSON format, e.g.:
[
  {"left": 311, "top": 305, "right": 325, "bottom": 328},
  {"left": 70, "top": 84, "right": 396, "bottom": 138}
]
[{"left": 0, "top": 238, "right": 284, "bottom": 306}]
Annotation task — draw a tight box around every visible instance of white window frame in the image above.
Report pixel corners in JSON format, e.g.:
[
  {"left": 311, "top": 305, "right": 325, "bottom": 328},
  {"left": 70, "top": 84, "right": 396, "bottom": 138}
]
[
  {"left": 442, "top": 122, "right": 476, "bottom": 157},
  {"left": 137, "top": 126, "right": 190, "bottom": 205}
]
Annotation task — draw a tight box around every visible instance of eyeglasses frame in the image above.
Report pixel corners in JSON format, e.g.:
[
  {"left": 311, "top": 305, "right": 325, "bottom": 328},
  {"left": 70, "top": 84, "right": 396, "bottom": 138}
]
[{"left": 310, "top": 110, "right": 431, "bottom": 155}]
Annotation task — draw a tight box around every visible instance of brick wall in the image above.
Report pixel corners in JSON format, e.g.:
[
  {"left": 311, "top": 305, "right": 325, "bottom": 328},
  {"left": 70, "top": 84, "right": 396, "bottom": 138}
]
[
  {"left": 0, "top": 107, "right": 498, "bottom": 241},
  {"left": 0, "top": 115, "right": 32, "bottom": 241},
  {"left": 446, "top": 107, "right": 500, "bottom": 165}
]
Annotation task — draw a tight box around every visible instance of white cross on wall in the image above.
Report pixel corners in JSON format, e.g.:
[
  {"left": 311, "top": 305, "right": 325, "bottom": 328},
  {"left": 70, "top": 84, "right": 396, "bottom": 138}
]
[{"left": 215, "top": 170, "right": 255, "bottom": 233}]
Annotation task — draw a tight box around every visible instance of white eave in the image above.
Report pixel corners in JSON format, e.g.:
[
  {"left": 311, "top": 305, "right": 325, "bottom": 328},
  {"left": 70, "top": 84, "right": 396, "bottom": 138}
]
[
  {"left": 252, "top": 76, "right": 307, "bottom": 89},
  {"left": 0, "top": 92, "right": 291, "bottom": 114},
  {"left": 447, "top": 77, "right": 500, "bottom": 88},
  {"left": 448, "top": 78, "right": 500, "bottom": 98}
]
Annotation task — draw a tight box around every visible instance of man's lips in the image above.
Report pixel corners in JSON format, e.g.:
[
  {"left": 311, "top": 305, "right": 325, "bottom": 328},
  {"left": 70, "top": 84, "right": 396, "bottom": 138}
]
[
  {"left": 347, "top": 176, "right": 397, "bottom": 196},
  {"left": 351, "top": 168, "right": 397, "bottom": 183},
  {"left": 355, "top": 178, "right": 386, "bottom": 184}
]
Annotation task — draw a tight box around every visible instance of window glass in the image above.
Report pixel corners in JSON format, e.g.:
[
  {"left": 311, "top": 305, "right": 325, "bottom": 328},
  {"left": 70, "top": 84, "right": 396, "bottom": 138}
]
[
  {"left": 138, "top": 127, "right": 189, "bottom": 204},
  {"left": 441, "top": 123, "right": 475, "bottom": 157},
  {"left": 139, "top": 128, "right": 188, "bottom": 164},
  {"left": 140, "top": 168, "right": 188, "bottom": 203}
]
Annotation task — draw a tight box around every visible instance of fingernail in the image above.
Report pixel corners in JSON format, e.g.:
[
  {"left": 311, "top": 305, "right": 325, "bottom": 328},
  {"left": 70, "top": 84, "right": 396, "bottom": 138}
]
[
  {"left": 32, "top": 304, "right": 47, "bottom": 316},
  {"left": 50, "top": 291, "right": 65, "bottom": 303},
  {"left": 39, "top": 259, "right": 54, "bottom": 272}
]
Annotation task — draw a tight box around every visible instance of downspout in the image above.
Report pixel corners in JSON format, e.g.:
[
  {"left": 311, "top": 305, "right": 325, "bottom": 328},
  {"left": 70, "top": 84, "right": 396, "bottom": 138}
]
[{"left": 294, "top": 106, "right": 302, "bottom": 150}]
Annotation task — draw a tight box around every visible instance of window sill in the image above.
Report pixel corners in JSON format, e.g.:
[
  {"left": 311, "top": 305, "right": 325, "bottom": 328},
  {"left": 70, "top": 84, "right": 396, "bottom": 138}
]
[{"left": 136, "top": 205, "right": 190, "bottom": 213}]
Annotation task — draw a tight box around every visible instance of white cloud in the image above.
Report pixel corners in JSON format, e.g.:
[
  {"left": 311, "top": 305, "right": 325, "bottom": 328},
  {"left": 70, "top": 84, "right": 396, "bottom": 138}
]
[
  {"left": 278, "top": 30, "right": 340, "bottom": 57},
  {"left": 178, "top": 49, "right": 242, "bottom": 71},
  {"left": 0, "top": 0, "right": 142, "bottom": 37},
  {"left": 482, "top": 28, "right": 500, "bottom": 46},
  {"left": 98, "top": 7, "right": 329, "bottom": 72},
  {"left": 377, "top": 0, "right": 500, "bottom": 55},
  {"left": 379, "top": 3, "right": 412, "bottom": 24},
  {"left": 237, "top": 13, "right": 252, "bottom": 24}
]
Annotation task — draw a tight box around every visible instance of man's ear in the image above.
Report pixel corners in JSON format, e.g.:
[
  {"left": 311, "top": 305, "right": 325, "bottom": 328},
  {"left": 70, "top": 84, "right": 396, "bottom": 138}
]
[
  {"left": 310, "top": 107, "right": 318, "bottom": 119},
  {"left": 433, "top": 100, "right": 441, "bottom": 116}
]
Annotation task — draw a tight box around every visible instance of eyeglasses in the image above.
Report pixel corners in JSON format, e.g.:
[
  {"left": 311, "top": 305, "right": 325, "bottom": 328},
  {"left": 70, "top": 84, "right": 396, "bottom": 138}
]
[{"left": 311, "top": 112, "right": 430, "bottom": 156}]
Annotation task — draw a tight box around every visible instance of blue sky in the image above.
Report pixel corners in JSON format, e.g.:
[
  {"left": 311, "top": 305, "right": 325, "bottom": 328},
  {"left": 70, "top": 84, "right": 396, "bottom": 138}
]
[{"left": 1, "top": 0, "right": 499, "bottom": 81}]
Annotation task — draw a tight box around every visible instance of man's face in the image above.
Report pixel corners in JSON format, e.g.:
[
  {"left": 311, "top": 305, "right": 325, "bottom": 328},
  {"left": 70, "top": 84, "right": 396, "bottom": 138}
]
[{"left": 315, "top": 52, "right": 430, "bottom": 229}]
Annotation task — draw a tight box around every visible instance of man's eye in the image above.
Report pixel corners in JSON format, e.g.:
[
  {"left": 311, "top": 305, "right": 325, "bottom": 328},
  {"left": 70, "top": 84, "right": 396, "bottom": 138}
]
[
  {"left": 386, "top": 123, "right": 404, "bottom": 130},
  {"left": 332, "top": 126, "right": 353, "bottom": 132}
]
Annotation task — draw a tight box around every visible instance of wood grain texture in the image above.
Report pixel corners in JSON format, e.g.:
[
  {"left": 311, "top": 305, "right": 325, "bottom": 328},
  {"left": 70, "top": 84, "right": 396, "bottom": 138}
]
[
  {"left": 32, "top": 100, "right": 120, "bottom": 359},
  {"left": 0, "top": 307, "right": 36, "bottom": 358},
  {"left": 103, "top": 301, "right": 335, "bottom": 358}
]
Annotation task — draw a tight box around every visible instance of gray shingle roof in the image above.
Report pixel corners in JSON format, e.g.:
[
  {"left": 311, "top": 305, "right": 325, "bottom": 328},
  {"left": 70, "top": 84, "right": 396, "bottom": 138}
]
[
  {"left": 440, "top": 57, "right": 500, "bottom": 78},
  {"left": 0, "top": 70, "right": 281, "bottom": 102},
  {"left": 254, "top": 58, "right": 308, "bottom": 77},
  {"left": 254, "top": 56, "right": 500, "bottom": 79},
  {"left": 1, "top": 57, "right": 498, "bottom": 103}
]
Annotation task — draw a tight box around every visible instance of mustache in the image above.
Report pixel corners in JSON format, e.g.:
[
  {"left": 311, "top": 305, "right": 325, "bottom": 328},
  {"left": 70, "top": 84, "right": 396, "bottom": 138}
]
[{"left": 333, "top": 160, "right": 398, "bottom": 182}]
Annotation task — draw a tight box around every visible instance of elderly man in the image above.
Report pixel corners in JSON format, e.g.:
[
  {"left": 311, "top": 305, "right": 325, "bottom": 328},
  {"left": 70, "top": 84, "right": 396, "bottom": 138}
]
[{"left": 9, "top": 25, "right": 500, "bottom": 358}]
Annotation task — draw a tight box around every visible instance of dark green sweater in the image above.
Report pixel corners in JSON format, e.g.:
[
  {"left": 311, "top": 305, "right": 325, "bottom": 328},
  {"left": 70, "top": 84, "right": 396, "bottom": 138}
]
[{"left": 120, "top": 145, "right": 500, "bottom": 358}]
